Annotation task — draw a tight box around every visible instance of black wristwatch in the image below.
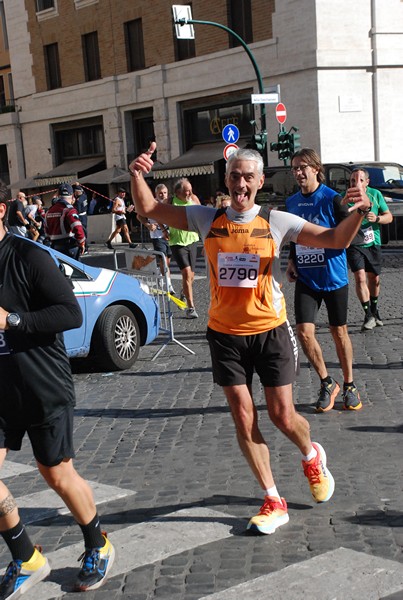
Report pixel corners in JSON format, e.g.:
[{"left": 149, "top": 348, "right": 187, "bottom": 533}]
[
  {"left": 357, "top": 207, "right": 371, "bottom": 216},
  {"left": 6, "top": 313, "right": 21, "bottom": 328}
]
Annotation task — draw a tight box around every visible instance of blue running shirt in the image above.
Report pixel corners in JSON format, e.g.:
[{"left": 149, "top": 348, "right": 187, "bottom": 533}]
[{"left": 286, "top": 184, "right": 349, "bottom": 291}]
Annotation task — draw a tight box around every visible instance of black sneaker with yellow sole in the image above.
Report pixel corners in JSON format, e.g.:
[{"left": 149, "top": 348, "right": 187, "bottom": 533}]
[
  {"left": 343, "top": 384, "right": 362, "bottom": 411},
  {"left": 316, "top": 378, "right": 340, "bottom": 413}
]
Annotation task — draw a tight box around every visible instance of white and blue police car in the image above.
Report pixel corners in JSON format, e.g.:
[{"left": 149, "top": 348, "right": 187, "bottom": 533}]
[{"left": 48, "top": 244, "right": 160, "bottom": 370}]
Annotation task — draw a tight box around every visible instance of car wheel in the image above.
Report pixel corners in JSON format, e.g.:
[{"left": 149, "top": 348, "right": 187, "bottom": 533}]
[{"left": 93, "top": 305, "right": 140, "bottom": 370}]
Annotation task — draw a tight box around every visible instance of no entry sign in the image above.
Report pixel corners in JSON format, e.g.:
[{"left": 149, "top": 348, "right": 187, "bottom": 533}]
[{"left": 275, "top": 103, "right": 287, "bottom": 124}]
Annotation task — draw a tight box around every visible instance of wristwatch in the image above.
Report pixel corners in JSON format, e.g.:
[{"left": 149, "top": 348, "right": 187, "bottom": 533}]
[
  {"left": 357, "top": 207, "right": 371, "bottom": 216},
  {"left": 376, "top": 216, "right": 380, "bottom": 223},
  {"left": 6, "top": 313, "right": 21, "bottom": 328}
]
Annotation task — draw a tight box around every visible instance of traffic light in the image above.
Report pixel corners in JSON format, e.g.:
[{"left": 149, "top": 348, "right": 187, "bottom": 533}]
[
  {"left": 251, "top": 131, "right": 267, "bottom": 152},
  {"left": 269, "top": 127, "right": 301, "bottom": 163},
  {"left": 278, "top": 131, "right": 291, "bottom": 161},
  {"left": 289, "top": 127, "right": 301, "bottom": 156}
]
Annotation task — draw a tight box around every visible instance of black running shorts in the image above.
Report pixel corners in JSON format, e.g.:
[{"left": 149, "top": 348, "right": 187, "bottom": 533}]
[
  {"left": 170, "top": 242, "right": 198, "bottom": 271},
  {"left": 294, "top": 280, "right": 348, "bottom": 327},
  {"left": 152, "top": 238, "right": 172, "bottom": 258},
  {"left": 0, "top": 406, "right": 76, "bottom": 467},
  {"left": 206, "top": 321, "right": 299, "bottom": 387},
  {"left": 346, "top": 244, "right": 382, "bottom": 276}
]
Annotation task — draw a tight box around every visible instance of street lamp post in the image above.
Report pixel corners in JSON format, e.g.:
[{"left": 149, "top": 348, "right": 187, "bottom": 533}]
[{"left": 173, "top": 15, "right": 268, "bottom": 164}]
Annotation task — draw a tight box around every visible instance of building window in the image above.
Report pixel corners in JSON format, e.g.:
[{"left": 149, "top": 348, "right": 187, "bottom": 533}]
[
  {"left": 0, "top": 77, "right": 5, "bottom": 107},
  {"left": 0, "top": 144, "right": 10, "bottom": 199},
  {"left": 183, "top": 95, "right": 254, "bottom": 146},
  {"left": 82, "top": 31, "right": 101, "bottom": 81},
  {"left": 74, "top": 0, "right": 98, "bottom": 8},
  {"left": 36, "top": 0, "right": 58, "bottom": 21},
  {"left": 173, "top": 2, "right": 195, "bottom": 61},
  {"left": 8, "top": 73, "right": 14, "bottom": 103},
  {"left": 227, "top": 0, "right": 253, "bottom": 47},
  {"left": 54, "top": 122, "right": 104, "bottom": 161},
  {"left": 0, "top": 74, "right": 14, "bottom": 113},
  {"left": 126, "top": 109, "right": 154, "bottom": 165},
  {"left": 174, "top": 37, "right": 196, "bottom": 62},
  {"left": 44, "top": 43, "right": 61, "bottom": 90},
  {"left": 124, "top": 19, "right": 145, "bottom": 72},
  {"left": 36, "top": 0, "right": 55, "bottom": 10},
  {"left": 0, "top": 1, "right": 8, "bottom": 50}
]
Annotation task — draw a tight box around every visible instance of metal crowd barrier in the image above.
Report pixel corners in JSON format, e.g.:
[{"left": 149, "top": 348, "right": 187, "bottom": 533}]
[{"left": 113, "top": 247, "right": 195, "bottom": 360}]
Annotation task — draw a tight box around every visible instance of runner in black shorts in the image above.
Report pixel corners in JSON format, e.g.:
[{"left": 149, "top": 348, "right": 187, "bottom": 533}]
[
  {"left": 286, "top": 148, "right": 362, "bottom": 413},
  {"left": 345, "top": 168, "right": 393, "bottom": 331},
  {"left": 0, "top": 202, "right": 115, "bottom": 597}
]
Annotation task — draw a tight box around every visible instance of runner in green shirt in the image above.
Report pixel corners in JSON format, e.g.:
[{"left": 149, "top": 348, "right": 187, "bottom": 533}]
[
  {"left": 169, "top": 178, "right": 201, "bottom": 319},
  {"left": 346, "top": 168, "right": 393, "bottom": 330}
]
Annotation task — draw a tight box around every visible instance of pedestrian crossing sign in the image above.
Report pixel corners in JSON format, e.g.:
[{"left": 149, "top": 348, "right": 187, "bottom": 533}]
[{"left": 222, "top": 124, "right": 240, "bottom": 145}]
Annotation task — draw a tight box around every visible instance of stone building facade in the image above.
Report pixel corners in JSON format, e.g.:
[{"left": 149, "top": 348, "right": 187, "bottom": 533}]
[{"left": 0, "top": 0, "right": 402, "bottom": 201}]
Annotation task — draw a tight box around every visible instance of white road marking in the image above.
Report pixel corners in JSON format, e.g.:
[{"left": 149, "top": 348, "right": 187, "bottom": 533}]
[
  {"left": 22, "top": 507, "right": 235, "bottom": 599},
  {"left": 17, "top": 482, "right": 136, "bottom": 525},
  {"left": 199, "top": 547, "right": 403, "bottom": 600},
  {"left": 1, "top": 461, "right": 36, "bottom": 478}
]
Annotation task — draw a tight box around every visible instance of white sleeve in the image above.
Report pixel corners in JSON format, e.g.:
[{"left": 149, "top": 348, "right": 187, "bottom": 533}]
[
  {"left": 269, "top": 210, "right": 306, "bottom": 248},
  {"left": 186, "top": 205, "right": 217, "bottom": 241}
]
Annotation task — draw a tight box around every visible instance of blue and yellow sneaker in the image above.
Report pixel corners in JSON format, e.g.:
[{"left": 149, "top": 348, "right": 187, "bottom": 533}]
[
  {"left": 246, "top": 496, "right": 289, "bottom": 534},
  {"left": 74, "top": 532, "right": 115, "bottom": 592},
  {"left": 0, "top": 546, "right": 50, "bottom": 600}
]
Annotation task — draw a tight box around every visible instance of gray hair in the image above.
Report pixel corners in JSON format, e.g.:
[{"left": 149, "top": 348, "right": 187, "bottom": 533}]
[
  {"left": 173, "top": 178, "right": 191, "bottom": 194},
  {"left": 226, "top": 148, "right": 264, "bottom": 176}
]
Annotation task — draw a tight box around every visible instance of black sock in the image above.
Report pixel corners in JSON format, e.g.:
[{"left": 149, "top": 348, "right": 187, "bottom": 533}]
[
  {"left": 370, "top": 296, "right": 378, "bottom": 314},
  {"left": 0, "top": 520, "right": 35, "bottom": 562},
  {"left": 361, "top": 301, "right": 371, "bottom": 316},
  {"left": 78, "top": 513, "right": 104, "bottom": 549},
  {"left": 321, "top": 376, "right": 333, "bottom": 385},
  {"left": 344, "top": 381, "right": 354, "bottom": 389}
]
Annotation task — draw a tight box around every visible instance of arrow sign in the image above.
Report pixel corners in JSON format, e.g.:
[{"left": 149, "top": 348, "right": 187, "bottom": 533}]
[{"left": 275, "top": 103, "right": 287, "bottom": 124}]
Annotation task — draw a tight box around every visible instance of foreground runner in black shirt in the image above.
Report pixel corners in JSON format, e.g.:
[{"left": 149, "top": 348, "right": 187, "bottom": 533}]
[{"left": 0, "top": 200, "right": 115, "bottom": 598}]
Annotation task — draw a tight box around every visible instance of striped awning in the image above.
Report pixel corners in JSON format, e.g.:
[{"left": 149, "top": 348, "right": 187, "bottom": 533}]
[{"left": 152, "top": 142, "right": 227, "bottom": 179}]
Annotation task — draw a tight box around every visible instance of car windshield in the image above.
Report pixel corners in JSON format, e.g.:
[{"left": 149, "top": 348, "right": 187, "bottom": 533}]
[{"left": 366, "top": 164, "right": 403, "bottom": 187}]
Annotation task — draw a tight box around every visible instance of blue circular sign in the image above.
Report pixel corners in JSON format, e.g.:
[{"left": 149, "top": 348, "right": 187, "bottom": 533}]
[{"left": 222, "top": 124, "right": 240, "bottom": 145}]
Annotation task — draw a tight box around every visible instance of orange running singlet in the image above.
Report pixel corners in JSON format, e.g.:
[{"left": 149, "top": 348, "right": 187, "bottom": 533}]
[{"left": 204, "top": 209, "right": 288, "bottom": 335}]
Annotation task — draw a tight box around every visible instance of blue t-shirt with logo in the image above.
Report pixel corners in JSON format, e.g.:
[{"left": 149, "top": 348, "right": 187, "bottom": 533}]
[{"left": 286, "top": 183, "right": 349, "bottom": 291}]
